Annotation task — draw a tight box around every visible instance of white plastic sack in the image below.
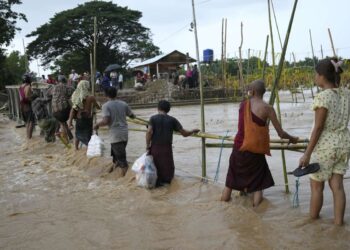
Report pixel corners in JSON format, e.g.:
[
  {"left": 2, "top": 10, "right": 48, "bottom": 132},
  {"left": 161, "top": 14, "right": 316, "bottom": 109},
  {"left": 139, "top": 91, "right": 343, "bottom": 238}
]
[
  {"left": 131, "top": 153, "right": 147, "bottom": 172},
  {"left": 133, "top": 154, "right": 157, "bottom": 189},
  {"left": 86, "top": 135, "right": 104, "bottom": 158}
]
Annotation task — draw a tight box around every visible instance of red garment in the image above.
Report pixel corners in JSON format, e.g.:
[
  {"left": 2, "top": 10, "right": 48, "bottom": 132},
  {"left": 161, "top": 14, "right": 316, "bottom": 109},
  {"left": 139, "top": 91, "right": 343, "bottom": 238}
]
[
  {"left": 234, "top": 100, "right": 267, "bottom": 150},
  {"left": 19, "top": 85, "right": 30, "bottom": 104},
  {"left": 47, "top": 78, "right": 56, "bottom": 84}
]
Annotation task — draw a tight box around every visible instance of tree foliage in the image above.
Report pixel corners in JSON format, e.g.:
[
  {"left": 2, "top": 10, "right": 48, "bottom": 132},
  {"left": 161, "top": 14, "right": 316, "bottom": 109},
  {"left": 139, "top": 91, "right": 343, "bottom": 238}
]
[
  {"left": 0, "top": 0, "right": 26, "bottom": 46},
  {"left": 0, "top": 50, "right": 27, "bottom": 89},
  {"left": 26, "top": 1, "right": 160, "bottom": 74}
]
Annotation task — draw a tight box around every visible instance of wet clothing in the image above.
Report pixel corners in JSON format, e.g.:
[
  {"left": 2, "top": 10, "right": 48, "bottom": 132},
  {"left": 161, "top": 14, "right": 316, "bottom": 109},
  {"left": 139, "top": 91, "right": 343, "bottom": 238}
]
[
  {"left": 50, "top": 83, "right": 74, "bottom": 113},
  {"left": 31, "top": 97, "right": 50, "bottom": 121},
  {"left": 309, "top": 88, "right": 350, "bottom": 181},
  {"left": 150, "top": 144, "right": 175, "bottom": 185},
  {"left": 38, "top": 118, "right": 58, "bottom": 142},
  {"left": 101, "top": 100, "right": 134, "bottom": 144},
  {"left": 149, "top": 113, "right": 183, "bottom": 184},
  {"left": 52, "top": 107, "right": 71, "bottom": 123},
  {"left": 71, "top": 80, "right": 90, "bottom": 110},
  {"left": 19, "top": 84, "right": 33, "bottom": 123},
  {"left": 75, "top": 116, "right": 93, "bottom": 146},
  {"left": 149, "top": 114, "right": 183, "bottom": 145},
  {"left": 225, "top": 100, "right": 274, "bottom": 192},
  {"left": 111, "top": 141, "right": 128, "bottom": 168}
]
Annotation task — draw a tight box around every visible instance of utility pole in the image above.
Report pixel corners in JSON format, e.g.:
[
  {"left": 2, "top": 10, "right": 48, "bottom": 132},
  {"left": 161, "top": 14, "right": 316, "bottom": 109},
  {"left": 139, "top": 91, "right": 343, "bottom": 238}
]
[{"left": 191, "top": 0, "right": 206, "bottom": 178}]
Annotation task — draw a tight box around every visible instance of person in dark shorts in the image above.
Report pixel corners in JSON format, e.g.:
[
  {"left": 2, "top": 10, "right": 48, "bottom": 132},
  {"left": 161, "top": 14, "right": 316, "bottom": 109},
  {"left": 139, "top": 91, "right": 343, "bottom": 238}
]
[
  {"left": 146, "top": 100, "right": 200, "bottom": 186},
  {"left": 48, "top": 76, "right": 74, "bottom": 141},
  {"left": 221, "top": 80, "right": 298, "bottom": 206},
  {"left": 94, "top": 87, "right": 135, "bottom": 175},
  {"left": 19, "top": 74, "right": 34, "bottom": 139}
]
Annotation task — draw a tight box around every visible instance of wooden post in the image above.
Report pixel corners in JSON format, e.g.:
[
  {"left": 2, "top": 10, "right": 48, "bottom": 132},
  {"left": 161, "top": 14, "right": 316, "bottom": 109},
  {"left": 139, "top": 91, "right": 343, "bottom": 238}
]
[
  {"left": 262, "top": 35, "right": 269, "bottom": 80},
  {"left": 238, "top": 22, "right": 244, "bottom": 94},
  {"left": 309, "top": 29, "right": 317, "bottom": 96},
  {"left": 328, "top": 28, "right": 337, "bottom": 58},
  {"left": 191, "top": 0, "right": 207, "bottom": 178},
  {"left": 320, "top": 45, "right": 324, "bottom": 59},
  {"left": 93, "top": 16, "right": 97, "bottom": 97},
  {"left": 268, "top": 0, "right": 289, "bottom": 193},
  {"left": 268, "top": 0, "right": 299, "bottom": 106}
]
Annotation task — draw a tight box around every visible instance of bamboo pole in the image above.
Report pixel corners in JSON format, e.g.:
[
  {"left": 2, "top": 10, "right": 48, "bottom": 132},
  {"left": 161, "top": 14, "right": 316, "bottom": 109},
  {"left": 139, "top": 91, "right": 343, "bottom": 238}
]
[
  {"left": 320, "top": 45, "right": 324, "bottom": 59},
  {"left": 93, "top": 16, "right": 97, "bottom": 97},
  {"left": 205, "top": 143, "right": 308, "bottom": 150},
  {"left": 221, "top": 18, "right": 224, "bottom": 86},
  {"left": 268, "top": 0, "right": 290, "bottom": 193},
  {"left": 224, "top": 18, "right": 227, "bottom": 90},
  {"left": 328, "top": 28, "right": 337, "bottom": 58},
  {"left": 271, "top": 0, "right": 283, "bottom": 49},
  {"left": 308, "top": 29, "right": 317, "bottom": 96},
  {"left": 191, "top": 0, "right": 207, "bottom": 178},
  {"left": 238, "top": 22, "right": 244, "bottom": 94},
  {"left": 268, "top": 0, "right": 299, "bottom": 106},
  {"left": 262, "top": 35, "right": 269, "bottom": 80}
]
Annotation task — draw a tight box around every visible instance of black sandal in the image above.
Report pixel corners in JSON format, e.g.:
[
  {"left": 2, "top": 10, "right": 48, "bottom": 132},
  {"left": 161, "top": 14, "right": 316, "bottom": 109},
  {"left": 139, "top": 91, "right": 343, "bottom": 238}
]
[{"left": 289, "top": 163, "right": 320, "bottom": 177}]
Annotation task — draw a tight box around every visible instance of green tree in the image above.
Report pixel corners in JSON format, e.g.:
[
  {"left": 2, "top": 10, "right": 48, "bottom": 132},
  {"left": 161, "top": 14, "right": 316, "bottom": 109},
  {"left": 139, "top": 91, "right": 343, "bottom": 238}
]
[
  {"left": 0, "top": 50, "right": 27, "bottom": 89},
  {"left": 26, "top": 1, "right": 160, "bottom": 74}
]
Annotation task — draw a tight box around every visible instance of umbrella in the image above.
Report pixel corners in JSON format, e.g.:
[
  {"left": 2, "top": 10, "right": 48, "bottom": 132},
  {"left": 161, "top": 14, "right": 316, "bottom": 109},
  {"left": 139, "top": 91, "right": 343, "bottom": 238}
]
[{"left": 104, "top": 64, "right": 121, "bottom": 72}]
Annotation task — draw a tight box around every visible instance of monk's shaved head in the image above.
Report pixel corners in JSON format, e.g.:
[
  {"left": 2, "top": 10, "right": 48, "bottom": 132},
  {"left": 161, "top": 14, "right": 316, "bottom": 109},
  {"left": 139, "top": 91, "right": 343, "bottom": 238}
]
[{"left": 250, "top": 79, "right": 266, "bottom": 96}]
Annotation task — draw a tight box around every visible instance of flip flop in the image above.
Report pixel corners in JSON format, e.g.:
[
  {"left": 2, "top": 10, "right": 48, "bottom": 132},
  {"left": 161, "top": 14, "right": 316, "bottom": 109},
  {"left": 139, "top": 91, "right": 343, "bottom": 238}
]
[{"left": 289, "top": 163, "right": 320, "bottom": 177}]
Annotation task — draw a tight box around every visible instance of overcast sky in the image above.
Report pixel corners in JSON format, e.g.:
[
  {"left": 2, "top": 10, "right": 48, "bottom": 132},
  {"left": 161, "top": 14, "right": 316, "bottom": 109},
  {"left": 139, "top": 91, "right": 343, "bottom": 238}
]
[{"left": 7, "top": 0, "right": 350, "bottom": 75}]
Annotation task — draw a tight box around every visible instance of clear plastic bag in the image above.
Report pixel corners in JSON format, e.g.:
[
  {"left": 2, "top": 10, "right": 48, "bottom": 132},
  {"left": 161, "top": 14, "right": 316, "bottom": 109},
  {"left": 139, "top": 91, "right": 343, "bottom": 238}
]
[
  {"left": 134, "top": 154, "right": 157, "bottom": 189},
  {"left": 86, "top": 134, "right": 104, "bottom": 158}
]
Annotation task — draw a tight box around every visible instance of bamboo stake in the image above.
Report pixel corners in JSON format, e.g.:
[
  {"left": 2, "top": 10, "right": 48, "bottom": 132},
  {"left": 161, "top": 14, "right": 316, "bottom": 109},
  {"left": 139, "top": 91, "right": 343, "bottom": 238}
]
[
  {"left": 271, "top": 0, "right": 283, "bottom": 49},
  {"left": 320, "top": 45, "right": 324, "bottom": 59},
  {"left": 268, "top": 0, "right": 299, "bottom": 106},
  {"left": 268, "top": 0, "right": 290, "bottom": 193},
  {"left": 205, "top": 143, "right": 308, "bottom": 150},
  {"left": 238, "top": 22, "right": 244, "bottom": 94},
  {"left": 328, "top": 28, "right": 337, "bottom": 58},
  {"left": 221, "top": 18, "right": 224, "bottom": 85},
  {"left": 308, "top": 29, "right": 317, "bottom": 96},
  {"left": 224, "top": 18, "right": 228, "bottom": 90},
  {"left": 262, "top": 35, "right": 269, "bottom": 80},
  {"left": 191, "top": 0, "right": 207, "bottom": 178}
]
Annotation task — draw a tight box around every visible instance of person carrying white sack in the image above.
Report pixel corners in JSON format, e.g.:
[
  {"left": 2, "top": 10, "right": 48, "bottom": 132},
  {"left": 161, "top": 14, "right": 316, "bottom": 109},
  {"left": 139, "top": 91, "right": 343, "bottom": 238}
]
[{"left": 94, "top": 87, "right": 135, "bottom": 175}]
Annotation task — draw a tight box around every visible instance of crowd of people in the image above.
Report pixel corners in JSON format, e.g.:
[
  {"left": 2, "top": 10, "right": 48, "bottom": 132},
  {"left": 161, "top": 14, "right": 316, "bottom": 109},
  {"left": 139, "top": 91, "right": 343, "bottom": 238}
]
[{"left": 17, "top": 57, "right": 350, "bottom": 225}]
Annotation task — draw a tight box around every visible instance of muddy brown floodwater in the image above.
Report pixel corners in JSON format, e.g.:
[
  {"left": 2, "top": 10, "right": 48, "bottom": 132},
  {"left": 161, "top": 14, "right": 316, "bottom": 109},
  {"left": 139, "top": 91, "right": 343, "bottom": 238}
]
[{"left": 1, "top": 91, "right": 350, "bottom": 249}]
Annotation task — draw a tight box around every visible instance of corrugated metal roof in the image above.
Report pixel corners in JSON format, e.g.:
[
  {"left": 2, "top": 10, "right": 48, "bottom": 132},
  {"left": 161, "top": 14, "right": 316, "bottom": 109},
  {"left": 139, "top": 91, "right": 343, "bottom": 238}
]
[{"left": 132, "top": 50, "right": 196, "bottom": 68}]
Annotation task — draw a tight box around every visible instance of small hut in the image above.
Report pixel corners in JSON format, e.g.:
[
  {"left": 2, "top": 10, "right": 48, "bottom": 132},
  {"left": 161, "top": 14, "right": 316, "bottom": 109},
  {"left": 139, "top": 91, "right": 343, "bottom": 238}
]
[{"left": 132, "top": 50, "right": 196, "bottom": 79}]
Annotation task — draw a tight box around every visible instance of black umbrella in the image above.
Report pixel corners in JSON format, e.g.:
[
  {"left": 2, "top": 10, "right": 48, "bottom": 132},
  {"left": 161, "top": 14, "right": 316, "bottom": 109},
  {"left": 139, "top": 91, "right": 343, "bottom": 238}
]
[{"left": 104, "top": 64, "right": 121, "bottom": 72}]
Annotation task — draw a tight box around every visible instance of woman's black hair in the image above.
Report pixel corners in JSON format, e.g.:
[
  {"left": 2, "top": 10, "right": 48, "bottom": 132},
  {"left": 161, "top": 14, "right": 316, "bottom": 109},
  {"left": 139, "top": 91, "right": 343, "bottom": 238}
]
[
  {"left": 158, "top": 100, "right": 171, "bottom": 113},
  {"left": 104, "top": 87, "right": 117, "bottom": 98},
  {"left": 315, "top": 57, "right": 343, "bottom": 86}
]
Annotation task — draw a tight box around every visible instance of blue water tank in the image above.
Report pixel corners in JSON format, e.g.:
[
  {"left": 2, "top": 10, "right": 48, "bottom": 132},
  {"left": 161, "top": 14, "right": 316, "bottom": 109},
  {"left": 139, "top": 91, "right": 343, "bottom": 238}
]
[{"left": 203, "top": 49, "right": 214, "bottom": 63}]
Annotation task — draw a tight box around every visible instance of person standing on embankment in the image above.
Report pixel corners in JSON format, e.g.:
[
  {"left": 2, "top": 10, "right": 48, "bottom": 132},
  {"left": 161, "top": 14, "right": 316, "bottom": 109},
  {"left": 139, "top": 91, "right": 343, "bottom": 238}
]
[
  {"left": 299, "top": 58, "right": 350, "bottom": 225},
  {"left": 221, "top": 80, "right": 298, "bottom": 206}
]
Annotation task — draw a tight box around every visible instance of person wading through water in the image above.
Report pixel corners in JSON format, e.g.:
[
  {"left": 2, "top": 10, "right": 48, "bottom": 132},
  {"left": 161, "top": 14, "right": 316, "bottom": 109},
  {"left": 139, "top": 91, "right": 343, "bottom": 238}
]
[
  {"left": 94, "top": 87, "right": 135, "bottom": 175},
  {"left": 146, "top": 100, "right": 200, "bottom": 186},
  {"left": 68, "top": 80, "right": 99, "bottom": 150},
  {"left": 19, "top": 74, "right": 34, "bottom": 139},
  {"left": 221, "top": 80, "right": 298, "bottom": 206}
]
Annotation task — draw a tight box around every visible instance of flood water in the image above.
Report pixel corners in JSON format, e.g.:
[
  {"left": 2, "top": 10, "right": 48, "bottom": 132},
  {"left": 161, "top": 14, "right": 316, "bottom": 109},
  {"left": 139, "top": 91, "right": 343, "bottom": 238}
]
[{"left": 1, "top": 91, "right": 350, "bottom": 249}]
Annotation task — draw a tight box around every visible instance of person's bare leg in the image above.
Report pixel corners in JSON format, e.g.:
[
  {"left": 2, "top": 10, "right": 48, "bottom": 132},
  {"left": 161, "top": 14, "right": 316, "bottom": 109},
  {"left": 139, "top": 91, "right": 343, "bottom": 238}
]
[
  {"left": 310, "top": 179, "right": 324, "bottom": 220},
  {"left": 329, "top": 174, "right": 345, "bottom": 225},
  {"left": 221, "top": 187, "right": 232, "bottom": 201},
  {"left": 253, "top": 191, "right": 263, "bottom": 207},
  {"left": 74, "top": 139, "right": 79, "bottom": 150},
  {"left": 27, "top": 121, "right": 34, "bottom": 139}
]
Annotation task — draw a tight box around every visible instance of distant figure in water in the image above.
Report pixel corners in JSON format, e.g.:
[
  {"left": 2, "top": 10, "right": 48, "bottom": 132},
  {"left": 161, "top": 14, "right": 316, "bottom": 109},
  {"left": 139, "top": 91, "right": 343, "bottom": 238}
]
[
  {"left": 146, "top": 100, "right": 200, "bottom": 186},
  {"left": 19, "top": 74, "right": 34, "bottom": 139},
  {"left": 221, "top": 80, "right": 298, "bottom": 206},
  {"left": 299, "top": 58, "right": 350, "bottom": 225},
  {"left": 68, "top": 80, "right": 99, "bottom": 150},
  {"left": 94, "top": 87, "right": 135, "bottom": 175}
]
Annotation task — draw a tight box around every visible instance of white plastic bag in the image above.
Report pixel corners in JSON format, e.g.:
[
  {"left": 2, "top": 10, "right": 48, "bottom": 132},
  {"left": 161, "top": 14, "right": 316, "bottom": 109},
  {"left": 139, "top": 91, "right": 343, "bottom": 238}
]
[
  {"left": 131, "top": 153, "right": 147, "bottom": 172},
  {"left": 86, "top": 134, "right": 104, "bottom": 158},
  {"left": 133, "top": 154, "right": 157, "bottom": 189}
]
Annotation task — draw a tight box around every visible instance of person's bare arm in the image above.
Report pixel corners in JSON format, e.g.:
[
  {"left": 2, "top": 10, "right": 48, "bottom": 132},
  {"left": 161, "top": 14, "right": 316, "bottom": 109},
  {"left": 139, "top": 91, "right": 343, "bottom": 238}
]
[
  {"left": 268, "top": 106, "right": 298, "bottom": 143},
  {"left": 93, "top": 116, "right": 111, "bottom": 130},
  {"left": 68, "top": 108, "right": 77, "bottom": 128},
  {"left": 146, "top": 126, "right": 153, "bottom": 150},
  {"left": 179, "top": 128, "right": 200, "bottom": 137},
  {"left": 299, "top": 107, "right": 327, "bottom": 167}
]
